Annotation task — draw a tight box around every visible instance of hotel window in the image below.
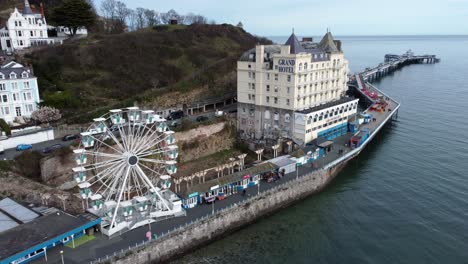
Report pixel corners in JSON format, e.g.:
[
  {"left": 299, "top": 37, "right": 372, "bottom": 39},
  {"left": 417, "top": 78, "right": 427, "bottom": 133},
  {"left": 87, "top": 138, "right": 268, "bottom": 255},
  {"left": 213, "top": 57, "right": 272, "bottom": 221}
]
[
  {"left": 24, "top": 92, "right": 32, "bottom": 100},
  {"left": 274, "top": 74, "right": 278, "bottom": 81},
  {"left": 30, "top": 31, "right": 33, "bottom": 37},
  {"left": 266, "top": 85, "right": 270, "bottom": 92},
  {"left": 266, "top": 73, "right": 270, "bottom": 80},
  {"left": 248, "top": 72, "right": 252, "bottom": 78},
  {"left": 15, "top": 21, "right": 18, "bottom": 26},
  {"left": 251, "top": 83, "right": 255, "bottom": 89},
  {"left": 252, "top": 72, "right": 255, "bottom": 79},
  {"left": 12, "top": 82, "right": 18, "bottom": 89},
  {"left": 287, "top": 75, "right": 291, "bottom": 82},
  {"left": 266, "top": 96, "right": 270, "bottom": 103},
  {"left": 0, "top": 74, "right": 3, "bottom": 80},
  {"left": 13, "top": 93, "right": 19, "bottom": 101},
  {"left": 10, "top": 73, "right": 17, "bottom": 79},
  {"left": 2, "top": 107, "right": 10, "bottom": 115},
  {"left": 22, "top": 72, "right": 29, "bottom": 78},
  {"left": 274, "top": 86, "right": 278, "bottom": 92},
  {"left": 286, "top": 99, "right": 290, "bottom": 105},
  {"left": 2, "top": 94, "right": 8, "bottom": 103},
  {"left": 242, "top": 108, "right": 246, "bottom": 113},
  {"left": 0, "top": 83, "right": 5, "bottom": 91},
  {"left": 26, "top": 104, "right": 33, "bottom": 112},
  {"left": 40, "top": 31, "right": 43, "bottom": 37},
  {"left": 299, "top": 63, "right": 303, "bottom": 71},
  {"left": 248, "top": 94, "right": 252, "bottom": 100},
  {"left": 274, "top": 97, "right": 278, "bottom": 104},
  {"left": 304, "top": 63, "right": 308, "bottom": 70},
  {"left": 287, "top": 87, "right": 290, "bottom": 94}
]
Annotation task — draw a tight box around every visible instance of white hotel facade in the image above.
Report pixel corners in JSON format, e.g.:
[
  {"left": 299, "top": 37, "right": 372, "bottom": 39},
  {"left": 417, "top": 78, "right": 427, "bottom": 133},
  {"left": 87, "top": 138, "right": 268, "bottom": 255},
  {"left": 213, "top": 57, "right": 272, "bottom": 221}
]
[
  {"left": 237, "top": 32, "right": 358, "bottom": 144},
  {"left": 0, "top": 0, "right": 87, "bottom": 53},
  {"left": 0, "top": 0, "right": 52, "bottom": 52},
  {"left": 0, "top": 61, "right": 40, "bottom": 123}
]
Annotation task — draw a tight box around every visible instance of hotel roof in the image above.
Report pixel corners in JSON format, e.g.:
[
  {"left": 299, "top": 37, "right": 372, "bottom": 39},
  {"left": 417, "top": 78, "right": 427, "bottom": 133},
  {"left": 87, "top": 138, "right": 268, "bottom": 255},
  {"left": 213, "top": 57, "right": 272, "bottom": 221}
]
[{"left": 239, "top": 31, "right": 342, "bottom": 62}]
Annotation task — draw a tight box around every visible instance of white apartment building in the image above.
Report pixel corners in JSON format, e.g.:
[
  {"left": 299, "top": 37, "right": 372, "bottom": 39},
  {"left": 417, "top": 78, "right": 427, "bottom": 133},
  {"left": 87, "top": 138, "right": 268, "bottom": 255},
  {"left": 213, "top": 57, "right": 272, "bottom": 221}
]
[
  {"left": 0, "top": 61, "right": 40, "bottom": 123},
  {"left": 0, "top": 0, "right": 52, "bottom": 52},
  {"left": 237, "top": 32, "right": 359, "bottom": 144},
  {"left": 0, "top": 0, "right": 88, "bottom": 53}
]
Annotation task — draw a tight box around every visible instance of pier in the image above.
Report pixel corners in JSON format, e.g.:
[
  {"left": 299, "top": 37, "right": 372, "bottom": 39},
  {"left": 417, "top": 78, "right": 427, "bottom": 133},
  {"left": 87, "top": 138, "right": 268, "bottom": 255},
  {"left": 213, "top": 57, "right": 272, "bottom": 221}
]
[{"left": 360, "top": 50, "right": 439, "bottom": 82}]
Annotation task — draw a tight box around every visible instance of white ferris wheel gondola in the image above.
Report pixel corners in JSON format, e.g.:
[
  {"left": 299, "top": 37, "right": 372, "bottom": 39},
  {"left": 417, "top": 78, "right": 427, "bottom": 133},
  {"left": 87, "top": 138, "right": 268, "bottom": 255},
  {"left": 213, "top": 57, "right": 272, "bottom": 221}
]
[{"left": 72, "top": 107, "right": 184, "bottom": 236}]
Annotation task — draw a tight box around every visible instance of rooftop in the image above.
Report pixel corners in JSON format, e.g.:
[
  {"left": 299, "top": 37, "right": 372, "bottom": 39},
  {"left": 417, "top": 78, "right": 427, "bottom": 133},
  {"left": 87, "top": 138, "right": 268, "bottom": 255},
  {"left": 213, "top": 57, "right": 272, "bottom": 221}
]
[
  {"left": 239, "top": 31, "right": 342, "bottom": 62},
  {"left": 0, "top": 61, "right": 33, "bottom": 79},
  {"left": 295, "top": 97, "right": 358, "bottom": 115},
  {"left": 0, "top": 209, "right": 95, "bottom": 260}
]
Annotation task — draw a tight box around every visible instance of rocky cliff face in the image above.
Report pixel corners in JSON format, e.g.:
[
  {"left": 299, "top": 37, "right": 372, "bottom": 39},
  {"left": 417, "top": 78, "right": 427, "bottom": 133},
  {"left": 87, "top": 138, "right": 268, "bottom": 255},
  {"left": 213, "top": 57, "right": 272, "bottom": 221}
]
[{"left": 176, "top": 122, "right": 235, "bottom": 162}]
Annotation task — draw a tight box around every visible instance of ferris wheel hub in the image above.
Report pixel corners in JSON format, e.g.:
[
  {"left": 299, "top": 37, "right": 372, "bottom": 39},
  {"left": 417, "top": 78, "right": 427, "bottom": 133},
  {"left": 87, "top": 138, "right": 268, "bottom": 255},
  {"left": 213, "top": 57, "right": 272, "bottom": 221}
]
[{"left": 128, "top": 155, "right": 139, "bottom": 166}]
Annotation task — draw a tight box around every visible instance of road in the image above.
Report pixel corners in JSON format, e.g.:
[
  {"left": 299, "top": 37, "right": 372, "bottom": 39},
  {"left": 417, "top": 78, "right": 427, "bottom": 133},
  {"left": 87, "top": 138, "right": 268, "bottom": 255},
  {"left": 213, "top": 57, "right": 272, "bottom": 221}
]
[{"left": 0, "top": 138, "right": 76, "bottom": 160}]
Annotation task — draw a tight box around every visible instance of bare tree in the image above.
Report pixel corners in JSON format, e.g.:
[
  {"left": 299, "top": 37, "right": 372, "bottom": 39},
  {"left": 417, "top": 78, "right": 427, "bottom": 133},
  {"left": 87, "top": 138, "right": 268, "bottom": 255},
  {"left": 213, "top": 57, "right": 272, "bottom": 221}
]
[
  {"left": 100, "top": 0, "right": 116, "bottom": 21},
  {"left": 144, "top": 9, "right": 158, "bottom": 27},
  {"left": 115, "top": 1, "right": 131, "bottom": 25},
  {"left": 127, "top": 9, "right": 137, "bottom": 31},
  {"left": 135, "top": 8, "right": 146, "bottom": 29},
  {"left": 192, "top": 15, "right": 208, "bottom": 24}
]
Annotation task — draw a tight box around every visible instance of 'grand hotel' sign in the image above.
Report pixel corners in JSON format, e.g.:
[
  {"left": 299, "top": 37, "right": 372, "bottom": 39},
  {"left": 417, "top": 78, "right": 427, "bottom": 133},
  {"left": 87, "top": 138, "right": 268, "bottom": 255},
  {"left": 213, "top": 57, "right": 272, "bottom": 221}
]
[{"left": 278, "top": 59, "right": 295, "bottom": 73}]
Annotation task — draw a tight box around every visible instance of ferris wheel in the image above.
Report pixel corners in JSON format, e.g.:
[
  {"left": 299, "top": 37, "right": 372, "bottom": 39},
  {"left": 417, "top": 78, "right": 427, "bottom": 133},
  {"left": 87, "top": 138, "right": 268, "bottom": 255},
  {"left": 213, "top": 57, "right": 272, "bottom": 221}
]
[{"left": 72, "top": 107, "right": 183, "bottom": 236}]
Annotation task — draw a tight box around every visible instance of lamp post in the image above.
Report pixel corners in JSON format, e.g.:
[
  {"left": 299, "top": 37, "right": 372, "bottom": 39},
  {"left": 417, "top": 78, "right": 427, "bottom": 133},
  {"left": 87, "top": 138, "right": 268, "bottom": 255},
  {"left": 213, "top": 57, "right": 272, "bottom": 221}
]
[
  {"left": 296, "top": 164, "right": 299, "bottom": 180},
  {"left": 257, "top": 178, "right": 260, "bottom": 195},
  {"left": 60, "top": 250, "right": 64, "bottom": 264}
]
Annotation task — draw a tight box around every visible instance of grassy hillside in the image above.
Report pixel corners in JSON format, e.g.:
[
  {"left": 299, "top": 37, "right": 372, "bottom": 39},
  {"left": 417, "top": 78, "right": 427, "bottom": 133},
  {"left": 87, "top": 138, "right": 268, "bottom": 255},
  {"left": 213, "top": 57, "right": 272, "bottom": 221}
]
[{"left": 24, "top": 24, "right": 271, "bottom": 123}]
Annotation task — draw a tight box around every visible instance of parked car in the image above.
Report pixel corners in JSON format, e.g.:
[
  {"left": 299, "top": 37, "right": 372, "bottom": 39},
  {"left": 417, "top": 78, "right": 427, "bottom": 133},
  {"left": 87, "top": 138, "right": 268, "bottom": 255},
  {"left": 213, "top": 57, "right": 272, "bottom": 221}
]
[
  {"left": 196, "top": 116, "right": 209, "bottom": 122},
  {"left": 166, "top": 110, "right": 184, "bottom": 121},
  {"left": 42, "top": 144, "right": 63, "bottom": 154},
  {"left": 16, "top": 144, "right": 32, "bottom": 151},
  {"left": 215, "top": 110, "right": 224, "bottom": 117},
  {"left": 62, "top": 134, "right": 80, "bottom": 141}
]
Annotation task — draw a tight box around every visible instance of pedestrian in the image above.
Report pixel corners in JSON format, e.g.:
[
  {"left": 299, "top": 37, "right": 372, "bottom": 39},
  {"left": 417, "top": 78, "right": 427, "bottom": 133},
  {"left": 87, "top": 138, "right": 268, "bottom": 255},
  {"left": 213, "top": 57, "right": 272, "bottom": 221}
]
[{"left": 242, "top": 189, "right": 246, "bottom": 196}]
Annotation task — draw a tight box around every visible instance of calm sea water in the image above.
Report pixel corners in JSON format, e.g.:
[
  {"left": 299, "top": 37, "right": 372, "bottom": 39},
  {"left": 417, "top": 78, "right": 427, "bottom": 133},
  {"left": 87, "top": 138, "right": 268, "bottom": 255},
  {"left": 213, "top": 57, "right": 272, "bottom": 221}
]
[{"left": 175, "top": 36, "right": 468, "bottom": 264}]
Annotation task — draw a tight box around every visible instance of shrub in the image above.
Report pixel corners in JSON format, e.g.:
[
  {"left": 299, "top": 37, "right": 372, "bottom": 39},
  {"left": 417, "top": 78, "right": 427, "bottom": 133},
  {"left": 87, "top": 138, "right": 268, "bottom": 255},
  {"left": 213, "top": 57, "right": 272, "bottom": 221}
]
[
  {"left": 31, "top": 106, "right": 62, "bottom": 124},
  {"left": 0, "top": 118, "right": 11, "bottom": 136}
]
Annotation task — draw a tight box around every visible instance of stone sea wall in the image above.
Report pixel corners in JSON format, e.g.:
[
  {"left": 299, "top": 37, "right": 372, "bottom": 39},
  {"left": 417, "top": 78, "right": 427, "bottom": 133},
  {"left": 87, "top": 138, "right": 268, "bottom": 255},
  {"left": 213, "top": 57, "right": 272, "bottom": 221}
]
[{"left": 108, "top": 161, "right": 348, "bottom": 264}]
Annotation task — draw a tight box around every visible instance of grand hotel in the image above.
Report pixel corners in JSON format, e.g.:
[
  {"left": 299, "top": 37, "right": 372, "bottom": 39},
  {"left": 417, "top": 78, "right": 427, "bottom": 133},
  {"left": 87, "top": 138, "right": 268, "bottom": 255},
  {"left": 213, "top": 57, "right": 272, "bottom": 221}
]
[{"left": 237, "top": 32, "right": 358, "bottom": 144}]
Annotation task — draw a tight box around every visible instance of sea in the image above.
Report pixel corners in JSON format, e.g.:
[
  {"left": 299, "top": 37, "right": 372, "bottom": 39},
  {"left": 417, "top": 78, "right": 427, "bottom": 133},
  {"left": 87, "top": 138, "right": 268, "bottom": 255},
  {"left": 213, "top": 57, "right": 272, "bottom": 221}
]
[{"left": 174, "top": 35, "right": 468, "bottom": 263}]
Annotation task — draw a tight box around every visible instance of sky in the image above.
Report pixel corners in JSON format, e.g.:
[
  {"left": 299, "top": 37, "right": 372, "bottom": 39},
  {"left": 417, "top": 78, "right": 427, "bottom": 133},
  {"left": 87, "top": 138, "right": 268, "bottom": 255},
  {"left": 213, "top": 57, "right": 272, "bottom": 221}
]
[{"left": 96, "top": 0, "right": 468, "bottom": 36}]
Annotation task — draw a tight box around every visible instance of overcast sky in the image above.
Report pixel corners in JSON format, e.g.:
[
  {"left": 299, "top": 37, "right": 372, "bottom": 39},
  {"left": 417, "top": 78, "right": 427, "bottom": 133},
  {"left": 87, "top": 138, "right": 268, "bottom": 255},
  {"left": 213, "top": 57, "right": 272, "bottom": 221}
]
[{"left": 98, "top": 0, "right": 468, "bottom": 36}]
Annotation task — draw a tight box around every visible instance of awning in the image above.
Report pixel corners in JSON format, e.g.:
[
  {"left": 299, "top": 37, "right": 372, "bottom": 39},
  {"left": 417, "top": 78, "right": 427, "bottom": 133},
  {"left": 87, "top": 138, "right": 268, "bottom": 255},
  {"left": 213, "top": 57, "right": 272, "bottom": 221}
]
[{"left": 317, "top": 141, "right": 334, "bottom": 148}]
